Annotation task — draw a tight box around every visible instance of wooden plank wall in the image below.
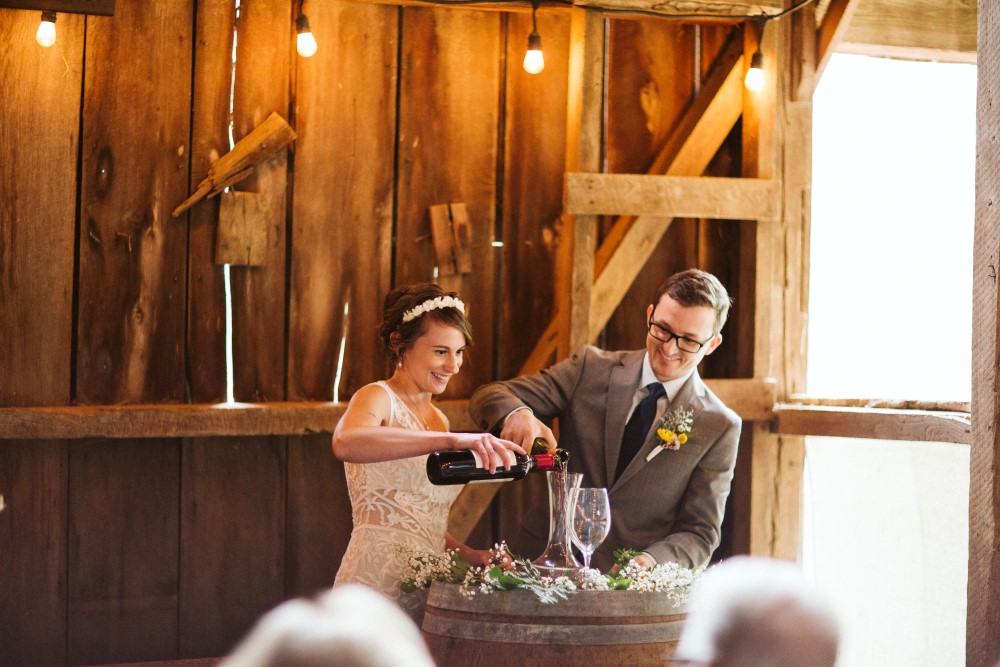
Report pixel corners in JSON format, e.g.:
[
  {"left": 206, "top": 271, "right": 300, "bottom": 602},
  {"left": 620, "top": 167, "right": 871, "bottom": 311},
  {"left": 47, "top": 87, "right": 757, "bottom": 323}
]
[
  {"left": 396, "top": 7, "right": 503, "bottom": 398},
  {"left": 0, "top": 10, "right": 83, "bottom": 667},
  {"left": 0, "top": 3, "right": 751, "bottom": 665},
  {"left": 499, "top": 8, "right": 571, "bottom": 380}
]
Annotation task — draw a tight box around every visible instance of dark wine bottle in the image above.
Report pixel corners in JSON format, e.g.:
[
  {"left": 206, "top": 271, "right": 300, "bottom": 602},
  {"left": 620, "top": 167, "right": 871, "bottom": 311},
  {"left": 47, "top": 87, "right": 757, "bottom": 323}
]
[{"left": 426, "top": 450, "right": 558, "bottom": 485}]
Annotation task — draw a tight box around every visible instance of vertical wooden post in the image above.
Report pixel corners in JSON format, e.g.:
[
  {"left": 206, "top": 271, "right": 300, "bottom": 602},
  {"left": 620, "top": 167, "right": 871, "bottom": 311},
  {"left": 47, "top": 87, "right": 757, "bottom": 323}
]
[
  {"left": 559, "top": 9, "right": 604, "bottom": 355},
  {"left": 742, "top": 8, "right": 811, "bottom": 561},
  {"left": 969, "top": 1, "right": 1000, "bottom": 663}
]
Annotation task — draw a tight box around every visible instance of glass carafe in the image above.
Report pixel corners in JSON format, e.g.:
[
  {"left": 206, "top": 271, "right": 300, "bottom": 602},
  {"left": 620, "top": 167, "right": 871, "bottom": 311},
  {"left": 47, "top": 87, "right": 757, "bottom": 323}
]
[{"left": 532, "top": 470, "right": 583, "bottom": 575}]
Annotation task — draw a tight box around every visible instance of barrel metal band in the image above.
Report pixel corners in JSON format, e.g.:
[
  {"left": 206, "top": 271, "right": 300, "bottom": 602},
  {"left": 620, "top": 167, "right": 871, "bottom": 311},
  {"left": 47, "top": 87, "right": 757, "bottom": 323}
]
[{"left": 422, "top": 615, "right": 683, "bottom": 645}]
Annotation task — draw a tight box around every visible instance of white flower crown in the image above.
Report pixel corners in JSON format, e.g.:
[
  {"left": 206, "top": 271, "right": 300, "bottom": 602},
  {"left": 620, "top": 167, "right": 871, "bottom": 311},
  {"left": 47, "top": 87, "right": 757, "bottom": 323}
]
[{"left": 402, "top": 295, "right": 466, "bottom": 324}]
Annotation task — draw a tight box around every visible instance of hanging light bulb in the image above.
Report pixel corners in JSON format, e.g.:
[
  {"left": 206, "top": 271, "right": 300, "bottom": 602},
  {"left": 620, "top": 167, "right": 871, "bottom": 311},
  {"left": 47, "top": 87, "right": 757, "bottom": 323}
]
[
  {"left": 744, "top": 16, "right": 766, "bottom": 92},
  {"left": 36, "top": 10, "right": 57, "bottom": 48},
  {"left": 296, "top": 11, "right": 318, "bottom": 57},
  {"left": 523, "top": 3, "right": 544, "bottom": 75},
  {"left": 523, "top": 30, "right": 544, "bottom": 75},
  {"left": 744, "top": 50, "right": 764, "bottom": 92}
]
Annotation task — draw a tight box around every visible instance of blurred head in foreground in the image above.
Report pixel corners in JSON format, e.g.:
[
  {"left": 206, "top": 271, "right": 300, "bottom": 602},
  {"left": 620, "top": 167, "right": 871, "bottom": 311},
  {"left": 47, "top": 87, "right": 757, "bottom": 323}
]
[
  {"left": 220, "top": 584, "right": 436, "bottom": 667},
  {"left": 674, "top": 556, "right": 840, "bottom": 667}
]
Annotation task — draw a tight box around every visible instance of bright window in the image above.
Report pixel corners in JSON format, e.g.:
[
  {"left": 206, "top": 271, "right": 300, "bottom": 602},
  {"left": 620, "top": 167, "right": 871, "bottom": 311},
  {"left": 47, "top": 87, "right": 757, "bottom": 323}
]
[
  {"left": 805, "top": 53, "right": 975, "bottom": 667},
  {"left": 808, "top": 53, "right": 975, "bottom": 402}
]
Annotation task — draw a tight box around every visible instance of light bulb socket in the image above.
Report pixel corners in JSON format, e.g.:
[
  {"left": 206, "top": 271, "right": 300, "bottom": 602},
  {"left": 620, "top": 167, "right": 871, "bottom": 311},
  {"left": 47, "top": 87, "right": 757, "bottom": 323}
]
[
  {"left": 749, "top": 50, "right": 763, "bottom": 70},
  {"left": 40, "top": 10, "right": 56, "bottom": 23},
  {"left": 296, "top": 13, "right": 311, "bottom": 34},
  {"left": 527, "top": 30, "right": 541, "bottom": 51}
]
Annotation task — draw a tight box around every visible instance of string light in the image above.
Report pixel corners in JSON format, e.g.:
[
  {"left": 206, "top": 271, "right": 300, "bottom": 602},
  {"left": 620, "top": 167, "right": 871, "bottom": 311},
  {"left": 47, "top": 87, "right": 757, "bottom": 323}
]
[
  {"left": 744, "top": 16, "right": 766, "bottom": 92},
  {"left": 744, "top": 49, "right": 764, "bottom": 92},
  {"left": 296, "top": 5, "right": 317, "bottom": 57},
  {"left": 522, "top": 1, "right": 544, "bottom": 75},
  {"left": 36, "top": 10, "right": 57, "bottom": 48}
]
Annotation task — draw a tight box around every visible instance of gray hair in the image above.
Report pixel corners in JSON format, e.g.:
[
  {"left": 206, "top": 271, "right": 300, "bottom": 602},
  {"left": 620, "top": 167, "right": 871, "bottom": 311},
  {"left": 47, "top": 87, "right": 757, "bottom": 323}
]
[{"left": 675, "top": 556, "right": 840, "bottom": 667}]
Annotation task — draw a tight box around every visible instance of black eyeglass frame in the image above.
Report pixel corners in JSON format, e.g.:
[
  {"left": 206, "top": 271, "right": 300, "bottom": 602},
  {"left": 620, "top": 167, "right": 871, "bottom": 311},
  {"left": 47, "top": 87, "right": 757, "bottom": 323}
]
[{"left": 646, "top": 308, "right": 712, "bottom": 353}]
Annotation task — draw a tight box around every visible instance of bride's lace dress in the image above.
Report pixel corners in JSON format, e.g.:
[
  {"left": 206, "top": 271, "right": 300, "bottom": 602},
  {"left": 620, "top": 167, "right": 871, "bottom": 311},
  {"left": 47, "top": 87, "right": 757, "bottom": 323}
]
[{"left": 334, "top": 381, "right": 461, "bottom": 622}]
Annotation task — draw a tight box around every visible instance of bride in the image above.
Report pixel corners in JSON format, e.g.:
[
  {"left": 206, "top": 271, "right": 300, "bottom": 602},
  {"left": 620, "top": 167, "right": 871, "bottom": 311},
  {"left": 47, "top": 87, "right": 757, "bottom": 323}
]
[{"left": 332, "top": 283, "right": 523, "bottom": 621}]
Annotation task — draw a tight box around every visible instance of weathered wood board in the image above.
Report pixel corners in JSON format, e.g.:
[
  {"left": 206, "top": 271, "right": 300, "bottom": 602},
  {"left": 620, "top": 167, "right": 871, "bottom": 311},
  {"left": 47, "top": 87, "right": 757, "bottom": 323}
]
[
  {"left": 179, "top": 437, "right": 286, "bottom": 658},
  {"left": 67, "top": 439, "right": 180, "bottom": 664},
  {"left": 0, "top": 440, "right": 68, "bottom": 666},
  {"left": 285, "top": 434, "right": 353, "bottom": 597},
  {"left": 288, "top": 1, "right": 398, "bottom": 402},
  {"left": 186, "top": 0, "right": 238, "bottom": 402},
  {"left": 969, "top": 1, "right": 1000, "bottom": 663},
  {"left": 498, "top": 9, "right": 572, "bottom": 379},
  {"left": 0, "top": 10, "right": 82, "bottom": 407},
  {"left": 75, "top": 0, "right": 191, "bottom": 404},
  {"left": 227, "top": 0, "right": 291, "bottom": 403},
  {"left": 396, "top": 6, "right": 502, "bottom": 397}
]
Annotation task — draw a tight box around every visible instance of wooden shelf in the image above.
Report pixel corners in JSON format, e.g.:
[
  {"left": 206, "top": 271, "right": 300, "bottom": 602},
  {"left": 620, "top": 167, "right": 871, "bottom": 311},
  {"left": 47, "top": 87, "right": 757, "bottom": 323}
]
[
  {"left": 0, "top": 378, "right": 778, "bottom": 440},
  {"left": 775, "top": 403, "right": 971, "bottom": 445}
]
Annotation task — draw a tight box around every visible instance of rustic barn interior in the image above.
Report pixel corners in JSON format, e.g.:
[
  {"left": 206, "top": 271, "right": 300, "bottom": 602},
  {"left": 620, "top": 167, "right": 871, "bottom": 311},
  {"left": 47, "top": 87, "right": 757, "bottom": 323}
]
[{"left": 0, "top": 0, "right": 990, "bottom": 665}]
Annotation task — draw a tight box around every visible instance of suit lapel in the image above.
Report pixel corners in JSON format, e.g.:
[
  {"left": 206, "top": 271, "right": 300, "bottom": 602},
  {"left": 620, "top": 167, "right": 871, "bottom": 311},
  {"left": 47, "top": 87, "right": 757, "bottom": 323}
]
[
  {"left": 604, "top": 352, "right": 644, "bottom": 488},
  {"left": 612, "top": 370, "right": 707, "bottom": 490}
]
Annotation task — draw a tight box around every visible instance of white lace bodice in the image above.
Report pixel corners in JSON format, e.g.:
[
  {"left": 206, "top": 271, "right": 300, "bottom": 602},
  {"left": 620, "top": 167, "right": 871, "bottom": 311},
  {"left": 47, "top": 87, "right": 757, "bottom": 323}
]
[{"left": 333, "top": 381, "right": 461, "bottom": 621}]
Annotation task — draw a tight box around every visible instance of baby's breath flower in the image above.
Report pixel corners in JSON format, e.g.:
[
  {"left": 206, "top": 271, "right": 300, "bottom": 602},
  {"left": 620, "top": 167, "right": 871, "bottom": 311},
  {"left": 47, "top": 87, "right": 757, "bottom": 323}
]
[{"left": 576, "top": 567, "right": 612, "bottom": 591}]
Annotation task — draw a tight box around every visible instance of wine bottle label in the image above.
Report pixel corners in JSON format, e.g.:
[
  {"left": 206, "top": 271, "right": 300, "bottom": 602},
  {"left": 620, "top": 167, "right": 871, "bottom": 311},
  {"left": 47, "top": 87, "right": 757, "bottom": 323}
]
[
  {"left": 470, "top": 450, "right": 485, "bottom": 469},
  {"left": 467, "top": 477, "right": 515, "bottom": 484}
]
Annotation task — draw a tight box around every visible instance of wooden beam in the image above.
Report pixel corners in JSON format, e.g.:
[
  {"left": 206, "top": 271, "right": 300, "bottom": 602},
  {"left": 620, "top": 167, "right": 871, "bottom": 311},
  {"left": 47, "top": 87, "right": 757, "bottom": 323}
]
[
  {"left": 742, "top": 11, "right": 809, "bottom": 562},
  {"left": 569, "top": 0, "right": 781, "bottom": 17},
  {"left": 969, "top": 0, "right": 1000, "bottom": 663},
  {"left": 816, "top": 0, "right": 860, "bottom": 84},
  {"left": 565, "top": 174, "right": 781, "bottom": 219},
  {"left": 309, "top": 0, "right": 781, "bottom": 19},
  {"left": 0, "top": 402, "right": 348, "bottom": 440},
  {"left": 0, "top": 383, "right": 772, "bottom": 440},
  {"left": 838, "top": 0, "right": 977, "bottom": 64},
  {"left": 564, "top": 8, "right": 605, "bottom": 354},
  {"left": 0, "top": 0, "right": 115, "bottom": 15},
  {"left": 787, "top": 396, "right": 971, "bottom": 412},
  {"left": 707, "top": 378, "right": 776, "bottom": 422},
  {"left": 774, "top": 404, "right": 971, "bottom": 445}
]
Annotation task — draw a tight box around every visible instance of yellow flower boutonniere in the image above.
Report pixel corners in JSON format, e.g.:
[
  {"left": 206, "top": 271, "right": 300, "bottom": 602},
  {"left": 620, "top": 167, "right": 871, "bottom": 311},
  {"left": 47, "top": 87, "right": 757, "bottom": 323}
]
[{"left": 655, "top": 407, "right": 694, "bottom": 451}]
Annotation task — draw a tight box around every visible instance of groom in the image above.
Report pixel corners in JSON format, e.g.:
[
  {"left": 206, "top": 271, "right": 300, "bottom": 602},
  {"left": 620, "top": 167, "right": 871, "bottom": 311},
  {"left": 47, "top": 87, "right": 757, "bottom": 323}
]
[{"left": 469, "top": 269, "right": 741, "bottom": 571}]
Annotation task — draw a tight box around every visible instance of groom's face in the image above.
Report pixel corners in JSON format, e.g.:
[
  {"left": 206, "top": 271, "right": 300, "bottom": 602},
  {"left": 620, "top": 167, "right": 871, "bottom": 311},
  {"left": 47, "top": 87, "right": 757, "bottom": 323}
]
[{"left": 645, "top": 294, "right": 722, "bottom": 382}]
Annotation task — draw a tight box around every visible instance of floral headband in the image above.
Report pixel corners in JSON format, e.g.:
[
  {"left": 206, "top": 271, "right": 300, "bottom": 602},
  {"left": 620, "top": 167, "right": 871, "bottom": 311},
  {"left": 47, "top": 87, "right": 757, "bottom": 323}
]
[{"left": 402, "top": 295, "right": 466, "bottom": 324}]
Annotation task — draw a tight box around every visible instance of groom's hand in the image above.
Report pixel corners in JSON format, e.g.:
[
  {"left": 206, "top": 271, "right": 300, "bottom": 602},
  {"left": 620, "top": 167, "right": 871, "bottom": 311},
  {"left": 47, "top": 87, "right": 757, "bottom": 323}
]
[{"left": 501, "top": 408, "right": 557, "bottom": 452}]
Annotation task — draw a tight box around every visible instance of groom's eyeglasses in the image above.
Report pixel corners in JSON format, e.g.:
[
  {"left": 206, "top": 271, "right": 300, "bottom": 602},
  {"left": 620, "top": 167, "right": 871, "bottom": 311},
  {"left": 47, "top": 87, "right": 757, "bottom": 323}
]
[{"left": 647, "top": 311, "right": 710, "bottom": 353}]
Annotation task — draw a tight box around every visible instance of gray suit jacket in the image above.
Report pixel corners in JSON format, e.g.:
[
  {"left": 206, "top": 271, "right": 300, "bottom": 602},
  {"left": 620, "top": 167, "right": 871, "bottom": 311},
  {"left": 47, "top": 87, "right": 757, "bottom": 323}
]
[{"left": 469, "top": 345, "right": 741, "bottom": 570}]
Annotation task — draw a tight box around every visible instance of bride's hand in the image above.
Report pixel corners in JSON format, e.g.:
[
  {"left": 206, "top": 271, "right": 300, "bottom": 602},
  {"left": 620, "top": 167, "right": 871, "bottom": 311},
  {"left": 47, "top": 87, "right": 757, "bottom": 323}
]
[{"left": 453, "top": 433, "right": 525, "bottom": 473}]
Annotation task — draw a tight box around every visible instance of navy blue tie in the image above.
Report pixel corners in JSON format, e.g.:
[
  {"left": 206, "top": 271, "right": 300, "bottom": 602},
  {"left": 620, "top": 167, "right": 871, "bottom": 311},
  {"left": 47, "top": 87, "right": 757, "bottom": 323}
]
[{"left": 615, "top": 382, "right": 666, "bottom": 481}]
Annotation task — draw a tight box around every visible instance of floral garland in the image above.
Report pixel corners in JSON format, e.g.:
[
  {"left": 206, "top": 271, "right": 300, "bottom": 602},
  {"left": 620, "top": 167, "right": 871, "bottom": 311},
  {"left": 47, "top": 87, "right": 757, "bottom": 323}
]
[
  {"left": 394, "top": 543, "right": 702, "bottom": 607},
  {"left": 401, "top": 296, "right": 466, "bottom": 323}
]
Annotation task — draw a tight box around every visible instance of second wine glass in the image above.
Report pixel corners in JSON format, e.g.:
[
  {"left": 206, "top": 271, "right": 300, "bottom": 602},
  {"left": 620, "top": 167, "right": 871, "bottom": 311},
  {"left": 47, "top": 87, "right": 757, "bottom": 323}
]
[{"left": 570, "top": 487, "right": 611, "bottom": 570}]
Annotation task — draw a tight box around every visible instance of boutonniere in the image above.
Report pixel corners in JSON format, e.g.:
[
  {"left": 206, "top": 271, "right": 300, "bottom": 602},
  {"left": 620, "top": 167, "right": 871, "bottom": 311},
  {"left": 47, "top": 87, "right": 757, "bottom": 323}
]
[{"left": 646, "top": 407, "right": 694, "bottom": 462}]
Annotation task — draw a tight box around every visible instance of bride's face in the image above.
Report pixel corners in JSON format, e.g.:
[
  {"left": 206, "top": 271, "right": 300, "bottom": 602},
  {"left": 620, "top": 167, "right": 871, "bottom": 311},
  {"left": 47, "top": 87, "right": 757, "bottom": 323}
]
[{"left": 399, "top": 319, "right": 466, "bottom": 395}]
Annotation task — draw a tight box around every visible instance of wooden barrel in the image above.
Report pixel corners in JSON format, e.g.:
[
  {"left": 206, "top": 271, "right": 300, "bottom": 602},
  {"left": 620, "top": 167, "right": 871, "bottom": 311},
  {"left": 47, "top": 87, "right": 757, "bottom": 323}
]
[{"left": 421, "top": 582, "right": 687, "bottom": 667}]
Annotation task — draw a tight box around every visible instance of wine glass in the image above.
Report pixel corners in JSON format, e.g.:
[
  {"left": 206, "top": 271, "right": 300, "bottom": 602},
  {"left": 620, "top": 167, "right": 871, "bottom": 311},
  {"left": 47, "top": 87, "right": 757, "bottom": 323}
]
[{"left": 570, "top": 487, "right": 611, "bottom": 571}]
